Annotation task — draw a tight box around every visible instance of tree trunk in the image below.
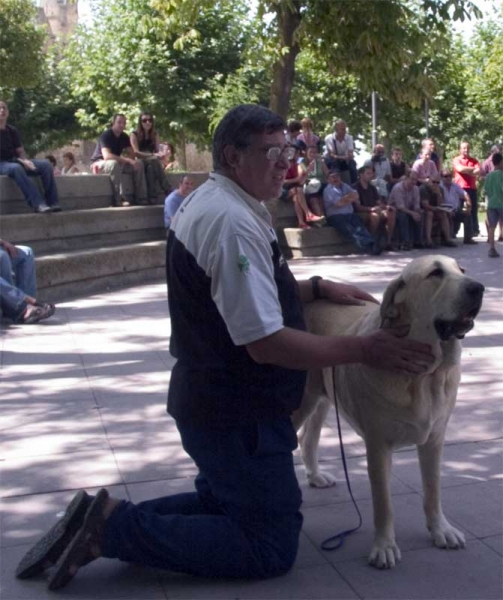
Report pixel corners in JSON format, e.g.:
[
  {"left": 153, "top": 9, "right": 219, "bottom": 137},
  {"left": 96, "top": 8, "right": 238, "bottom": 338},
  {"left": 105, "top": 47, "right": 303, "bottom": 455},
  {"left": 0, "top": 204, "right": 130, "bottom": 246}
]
[
  {"left": 269, "top": 0, "right": 302, "bottom": 120},
  {"left": 177, "top": 130, "right": 187, "bottom": 170}
]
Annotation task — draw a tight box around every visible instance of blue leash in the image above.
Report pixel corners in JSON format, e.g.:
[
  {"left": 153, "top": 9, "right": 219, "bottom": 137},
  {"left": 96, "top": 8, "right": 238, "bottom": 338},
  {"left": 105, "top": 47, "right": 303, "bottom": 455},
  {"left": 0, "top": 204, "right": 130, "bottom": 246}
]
[{"left": 321, "top": 369, "right": 363, "bottom": 551}]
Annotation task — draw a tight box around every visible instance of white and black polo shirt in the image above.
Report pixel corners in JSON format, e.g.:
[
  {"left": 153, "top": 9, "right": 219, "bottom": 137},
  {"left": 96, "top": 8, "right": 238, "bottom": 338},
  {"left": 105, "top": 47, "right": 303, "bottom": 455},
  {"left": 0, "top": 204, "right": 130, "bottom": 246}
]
[{"left": 166, "top": 172, "right": 306, "bottom": 427}]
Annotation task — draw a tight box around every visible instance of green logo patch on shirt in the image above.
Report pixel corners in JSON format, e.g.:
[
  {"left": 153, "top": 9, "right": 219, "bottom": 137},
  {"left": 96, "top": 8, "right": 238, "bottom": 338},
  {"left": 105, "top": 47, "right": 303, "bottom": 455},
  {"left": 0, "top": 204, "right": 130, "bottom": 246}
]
[{"left": 238, "top": 254, "right": 250, "bottom": 274}]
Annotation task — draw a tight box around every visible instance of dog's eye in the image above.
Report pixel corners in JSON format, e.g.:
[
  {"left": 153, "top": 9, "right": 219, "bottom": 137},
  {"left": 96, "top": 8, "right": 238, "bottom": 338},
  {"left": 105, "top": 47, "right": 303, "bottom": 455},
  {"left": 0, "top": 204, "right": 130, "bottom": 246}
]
[{"left": 428, "top": 268, "right": 444, "bottom": 278}]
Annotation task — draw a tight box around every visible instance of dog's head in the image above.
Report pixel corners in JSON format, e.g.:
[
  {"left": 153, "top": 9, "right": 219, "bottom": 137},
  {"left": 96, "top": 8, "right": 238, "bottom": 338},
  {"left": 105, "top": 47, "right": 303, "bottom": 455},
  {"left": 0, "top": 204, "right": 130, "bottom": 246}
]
[{"left": 380, "top": 255, "right": 484, "bottom": 341}]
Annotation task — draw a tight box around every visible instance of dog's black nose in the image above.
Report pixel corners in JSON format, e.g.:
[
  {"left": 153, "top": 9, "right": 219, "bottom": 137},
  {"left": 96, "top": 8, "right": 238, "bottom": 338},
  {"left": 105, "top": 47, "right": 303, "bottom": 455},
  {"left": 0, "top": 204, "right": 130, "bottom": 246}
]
[{"left": 466, "top": 281, "right": 485, "bottom": 297}]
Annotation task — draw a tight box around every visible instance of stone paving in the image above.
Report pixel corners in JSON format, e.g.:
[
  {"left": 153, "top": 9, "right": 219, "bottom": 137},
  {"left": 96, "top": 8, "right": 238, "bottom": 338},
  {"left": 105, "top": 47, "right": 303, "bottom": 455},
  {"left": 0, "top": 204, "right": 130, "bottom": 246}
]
[{"left": 1, "top": 237, "right": 502, "bottom": 600}]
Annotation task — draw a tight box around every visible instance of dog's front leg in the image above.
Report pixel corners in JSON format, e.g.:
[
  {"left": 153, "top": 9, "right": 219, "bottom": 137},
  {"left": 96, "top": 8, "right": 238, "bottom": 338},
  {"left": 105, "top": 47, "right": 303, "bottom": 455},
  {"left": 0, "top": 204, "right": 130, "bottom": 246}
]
[
  {"left": 417, "top": 439, "right": 466, "bottom": 550},
  {"left": 366, "top": 441, "right": 401, "bottom": 569}
]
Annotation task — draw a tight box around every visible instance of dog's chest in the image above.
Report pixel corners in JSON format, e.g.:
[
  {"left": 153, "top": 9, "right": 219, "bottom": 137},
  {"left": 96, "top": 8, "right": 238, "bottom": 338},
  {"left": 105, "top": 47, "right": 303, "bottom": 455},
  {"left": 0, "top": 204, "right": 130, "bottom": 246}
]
[{"left": 336, "top": 365, "right": 459, "bottom": 447}]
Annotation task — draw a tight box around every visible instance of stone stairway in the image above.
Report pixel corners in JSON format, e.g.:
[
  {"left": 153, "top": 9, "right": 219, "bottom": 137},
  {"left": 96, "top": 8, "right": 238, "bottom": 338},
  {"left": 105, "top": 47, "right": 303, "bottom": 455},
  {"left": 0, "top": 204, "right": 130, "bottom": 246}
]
[{"left": 0, "top": 172, "right": 208, "bottom": 302}]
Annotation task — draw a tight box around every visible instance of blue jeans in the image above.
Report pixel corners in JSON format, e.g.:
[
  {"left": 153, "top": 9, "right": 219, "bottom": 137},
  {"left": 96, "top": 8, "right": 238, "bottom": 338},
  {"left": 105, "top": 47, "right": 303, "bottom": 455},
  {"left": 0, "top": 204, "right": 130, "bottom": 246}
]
[
  {"left": 326, "top": 213, "right": 374, "bottom": 250},
  {"left": 396, "top": 211, "right": 423, "bottom": 244},
  {"left": 0, "top": 246, "right": 37, "bottom": 297},
  {"left": 102, "top": 418, "right": 303, "bottom": 578},
  {"left": 0, "top": 276, "right": 27, "bottom": 321},
  {"left": 0, "top": 159, "right": 59, "bottom": 210}
]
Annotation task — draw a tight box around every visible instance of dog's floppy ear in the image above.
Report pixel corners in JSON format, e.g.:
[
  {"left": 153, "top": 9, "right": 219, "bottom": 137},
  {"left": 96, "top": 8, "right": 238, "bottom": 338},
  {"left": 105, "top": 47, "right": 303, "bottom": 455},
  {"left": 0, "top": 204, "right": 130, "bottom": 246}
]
[{"left": 380, "top": 276, "right": 406, "bottom": 321}]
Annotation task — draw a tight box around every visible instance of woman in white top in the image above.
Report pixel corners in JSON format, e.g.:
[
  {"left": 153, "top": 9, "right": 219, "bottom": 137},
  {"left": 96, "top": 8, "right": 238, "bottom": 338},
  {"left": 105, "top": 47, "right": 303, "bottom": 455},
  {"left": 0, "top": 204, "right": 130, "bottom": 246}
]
[{"left": 61, "top": 152, "right": 79, "bottom": 175}]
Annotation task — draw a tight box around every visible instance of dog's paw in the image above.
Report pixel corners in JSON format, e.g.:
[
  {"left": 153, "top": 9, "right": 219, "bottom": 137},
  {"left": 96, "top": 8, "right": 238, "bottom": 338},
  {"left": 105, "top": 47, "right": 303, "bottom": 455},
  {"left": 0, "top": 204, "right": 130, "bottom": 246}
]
[
  {"left": 368, "top": 537, "right": 402, "bottom": 569},
  {"left": 307, "top": 471, "right": 337, "bottom": 488},
  {"left": 430, "top": 519, "right": 466, "bottom": 550}
]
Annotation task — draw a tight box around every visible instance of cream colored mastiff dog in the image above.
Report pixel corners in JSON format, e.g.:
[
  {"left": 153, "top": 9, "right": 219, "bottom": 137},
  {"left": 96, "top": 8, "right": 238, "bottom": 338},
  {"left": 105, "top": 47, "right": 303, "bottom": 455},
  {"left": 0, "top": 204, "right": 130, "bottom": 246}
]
[{"left": 293, "top": 255, "right": 484, "bottom": 569}]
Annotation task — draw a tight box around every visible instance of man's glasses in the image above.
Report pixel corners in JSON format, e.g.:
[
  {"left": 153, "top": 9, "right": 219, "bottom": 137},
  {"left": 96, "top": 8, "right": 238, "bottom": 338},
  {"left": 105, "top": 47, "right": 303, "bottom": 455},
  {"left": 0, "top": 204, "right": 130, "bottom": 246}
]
[
  {"left": 442, "top": 174, "right": 452, "bottom": 178},
  {"left": 142, "top": 118, "right": 153, "bottom": 123},
  {"left": 431, "top": 180, "right": 440, "bottom": 184},
  {"left": 265, "top": 146, "right": 296, "bottom": 161}
]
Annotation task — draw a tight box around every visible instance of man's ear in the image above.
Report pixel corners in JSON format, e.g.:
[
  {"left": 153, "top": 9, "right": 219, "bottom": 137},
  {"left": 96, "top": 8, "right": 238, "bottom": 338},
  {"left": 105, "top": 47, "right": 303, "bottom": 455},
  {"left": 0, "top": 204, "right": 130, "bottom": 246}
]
[
  {"left": 222, "top": 145, "right": 242, "bottom": 169},
  {"left": 380, "top": 276, "right": 406, "bottom": 321}
]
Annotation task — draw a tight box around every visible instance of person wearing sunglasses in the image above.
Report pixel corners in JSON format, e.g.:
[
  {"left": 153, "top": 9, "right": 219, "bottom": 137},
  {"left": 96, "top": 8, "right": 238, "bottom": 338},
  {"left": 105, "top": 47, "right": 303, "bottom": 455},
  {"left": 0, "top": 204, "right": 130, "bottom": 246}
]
[
  {"left": 16, "top": 105, "right": 434, "bottom": 591},
  {"left": 90, "top": 113, "right": 148, "bottom": 207},
  {"left": 130, "top": 112, "right": 171, "bottom": 204}
]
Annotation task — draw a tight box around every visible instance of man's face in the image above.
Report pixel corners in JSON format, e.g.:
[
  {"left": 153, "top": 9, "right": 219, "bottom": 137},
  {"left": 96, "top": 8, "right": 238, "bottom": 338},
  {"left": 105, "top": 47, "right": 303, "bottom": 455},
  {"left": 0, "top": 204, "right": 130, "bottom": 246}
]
[
  {"left": 0, "top": 102, "right": 9, "bottom": 120},
  {"left": 113, "top": 116, "right": 127, "bottom": 133},
  {"left": 421, "top": 150, "right": 431, "bottom": 160},
  {"left": 179, "top": 177, "right": 194, "bottom": 197},
  {"left": 329, "top": 172, "right": 342, "bottom": 187},
  {"left": 374, "top": 145, "right": 385, "bottom": 157},
  {"left": 427, "top": 140, "right": 435, "bottom": 152},
  {"left": 334, "top": 121, "right": 346, "bottom": 136},
  {"left": 232, "top": 131, "right": 290, "bottom": 200},
  {"left": 406, "top": 172, "right": 419, "bottom": 188},
  {"left": 441, "top": 172, "right": 453, "bottom": 186},
  {"left": 460, "top": 143, "right": 470, "bottom": 157},
  {"left": 361, "top": 167, "right": 374, "bottom": 184},
  {"left": 392, "top": 150, "right": 402, "bottom": 162}
]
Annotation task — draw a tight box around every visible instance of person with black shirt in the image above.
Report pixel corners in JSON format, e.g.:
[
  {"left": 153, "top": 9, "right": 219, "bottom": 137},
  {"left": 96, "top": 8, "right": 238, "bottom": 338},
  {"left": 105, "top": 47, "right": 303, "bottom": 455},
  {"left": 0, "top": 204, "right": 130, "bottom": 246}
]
[
  {"left": 91, "top": 114, "right": 147, "bottom": 207},
  {"left": 130, "top": 112, "right": 171, "bottom": 204},
  {"left": 353, "top": 165, "right": 396, "bottom": 250},
  {"left": 16, "top": 105, "right": 434, "bottom": 591},
  {"left": 0, "top": 100, "right": 60, "bottom": 213}
]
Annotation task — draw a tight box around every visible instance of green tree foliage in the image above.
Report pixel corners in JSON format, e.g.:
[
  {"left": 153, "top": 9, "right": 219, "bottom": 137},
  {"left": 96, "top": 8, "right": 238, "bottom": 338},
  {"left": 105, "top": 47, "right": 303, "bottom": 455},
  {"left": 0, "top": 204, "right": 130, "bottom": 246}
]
[
  {"left": 63, "top": 0, "right": 248, "bottom": 157},
  {"left": 0, "top": 0, "right": 46, "bottom": 92},
  {"left": 6, "top": 47, "right": 81, "bottom": 155}
]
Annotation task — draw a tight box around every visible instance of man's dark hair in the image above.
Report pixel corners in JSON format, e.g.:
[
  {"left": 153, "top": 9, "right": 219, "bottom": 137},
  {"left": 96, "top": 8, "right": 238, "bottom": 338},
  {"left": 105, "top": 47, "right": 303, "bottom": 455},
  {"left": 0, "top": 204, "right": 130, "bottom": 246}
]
[
  {"left": 212, "top": 104, "right": 285, "bottom": 171},
  {"left": 492, "top": 153, "right": 502, "bottom": 167},
  {"left": 358, "top": 165, "right": 373, "bottom": 176},
  {"left": 111, "top": 113, "right": 126, "bottom": 125},
  {"left": 178, "top": 173, "right": 190, "bottom": 186},
  {"left": 287, "top": 119, "right": 302, "bottom": 134}
]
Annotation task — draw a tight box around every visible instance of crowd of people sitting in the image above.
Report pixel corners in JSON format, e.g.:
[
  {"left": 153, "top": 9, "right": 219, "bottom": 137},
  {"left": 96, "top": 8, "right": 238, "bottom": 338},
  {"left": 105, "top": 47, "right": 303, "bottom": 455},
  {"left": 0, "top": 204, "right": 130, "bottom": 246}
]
[
  {"left": 281, "top": 117, "right": 503, "bottom": 258},
  {"left": 0, "top": 101, "right": 179, "bottom": 212}
]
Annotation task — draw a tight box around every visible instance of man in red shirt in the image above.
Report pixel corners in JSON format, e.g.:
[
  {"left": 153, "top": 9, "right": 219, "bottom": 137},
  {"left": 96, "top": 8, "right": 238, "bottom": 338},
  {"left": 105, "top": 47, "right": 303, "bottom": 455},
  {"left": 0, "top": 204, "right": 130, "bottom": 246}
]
[{"left": 452, "top": 141, "right": 480, "bottom": 236}]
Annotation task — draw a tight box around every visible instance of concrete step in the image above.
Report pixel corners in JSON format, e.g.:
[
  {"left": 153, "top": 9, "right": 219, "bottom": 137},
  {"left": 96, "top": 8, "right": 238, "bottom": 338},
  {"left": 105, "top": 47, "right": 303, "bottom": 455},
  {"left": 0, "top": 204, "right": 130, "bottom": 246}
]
[
  {"left": 281, "top": 226, "right": 355, "bottom": 258},
  {"left": 0, "top": 206, "right": 165, "bottom": 254},
  {"left": 36, "top": 241, "right": 166, "bottom": 302}
]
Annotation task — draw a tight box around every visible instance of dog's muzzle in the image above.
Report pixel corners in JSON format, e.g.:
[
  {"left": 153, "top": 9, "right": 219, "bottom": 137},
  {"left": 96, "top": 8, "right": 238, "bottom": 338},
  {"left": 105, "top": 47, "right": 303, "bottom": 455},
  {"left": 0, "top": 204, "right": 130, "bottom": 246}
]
[{"left": 434, "top": 281, "right": 485, "bottom": 341}]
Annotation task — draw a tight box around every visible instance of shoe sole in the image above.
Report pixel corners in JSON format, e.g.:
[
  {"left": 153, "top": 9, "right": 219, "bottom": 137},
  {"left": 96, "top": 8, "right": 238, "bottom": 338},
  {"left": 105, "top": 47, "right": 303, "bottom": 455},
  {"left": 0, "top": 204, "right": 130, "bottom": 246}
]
[
  {"left": 48, "top": 488, "right": 109, "bottom": 591},
  {"left": 15, "top": 491, "right": 91, "bottom": 579}
]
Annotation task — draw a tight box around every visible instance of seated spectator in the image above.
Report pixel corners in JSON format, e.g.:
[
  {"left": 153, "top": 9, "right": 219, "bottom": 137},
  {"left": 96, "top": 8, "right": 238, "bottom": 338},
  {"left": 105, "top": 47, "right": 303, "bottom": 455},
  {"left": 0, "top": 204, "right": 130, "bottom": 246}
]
[
  {"left": 300, "top": 145, "right": 329, "bottom": 217},
  {"left": 297, "top": 118, "right": 321, "bottom": 153},
  {"left": 130, "top": 112, "right": 171, "bottom": 204},
  {"left": 282, "top": 145, "right": 325, "bottom": 228},
  {"left": 416, "top": 138, "right": 442, "bottom": 172},
  {"left": 90, "top": 113, "right": 147, "bottom": 207},
  {"left": 419, "top": 178, "right": 457, "bottom": 248},
  {"left": 0, "top": 100, "right": 61, "bottom": 213},
  {"left": 164, "top": 174, "right": 194, "bottom": 229},
  {"left": 439, "top": 170, "right": 476, "bottom": 245},
  {"left": 323, "top": 169, "right": 380, "bottom": 254},
  {"left": 389, "top": 147, "right": 408, "bottom": 191},
  {"left": 389, "top": 171, "right": 423, "bottom": 250},
  {"left": 353, "top": 165, "right": 396, "bottom": 250},
  {"left": 364, "top": 144, "right": 391, "bottom": 198},
  {"left": 61, "top": 152, "right": 80, "bottom": 175},
  {"left": 323, "top": 119, "right": 357, "bottom": 183},
  {"left": 0, "top": 276, "right": 55, "bottom": 325},
  {"left": 45, "top": 155, "right": 61, "bottom": 176},
  {"left": 484, "top": 152, "right": 503, "bottom": 258},
  {"left": 160, "top": 143, "right": 179, "bottom": 172},
  {"left": 0, "top": 239, "right": 37, "bottom": 297},
  {"left": 286, "top": 119, "right": 302, "bottom": 145},
  {"left": 412, "top": 149, "right": 439, "bottom": 184}
]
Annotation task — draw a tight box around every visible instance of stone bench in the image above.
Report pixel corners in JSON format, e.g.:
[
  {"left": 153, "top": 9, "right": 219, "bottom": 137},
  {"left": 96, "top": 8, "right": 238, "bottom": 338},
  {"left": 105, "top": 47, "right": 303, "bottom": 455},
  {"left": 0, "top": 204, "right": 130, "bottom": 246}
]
[{"left": 0, "top": 172, "right": 209, "bottom": 302}]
